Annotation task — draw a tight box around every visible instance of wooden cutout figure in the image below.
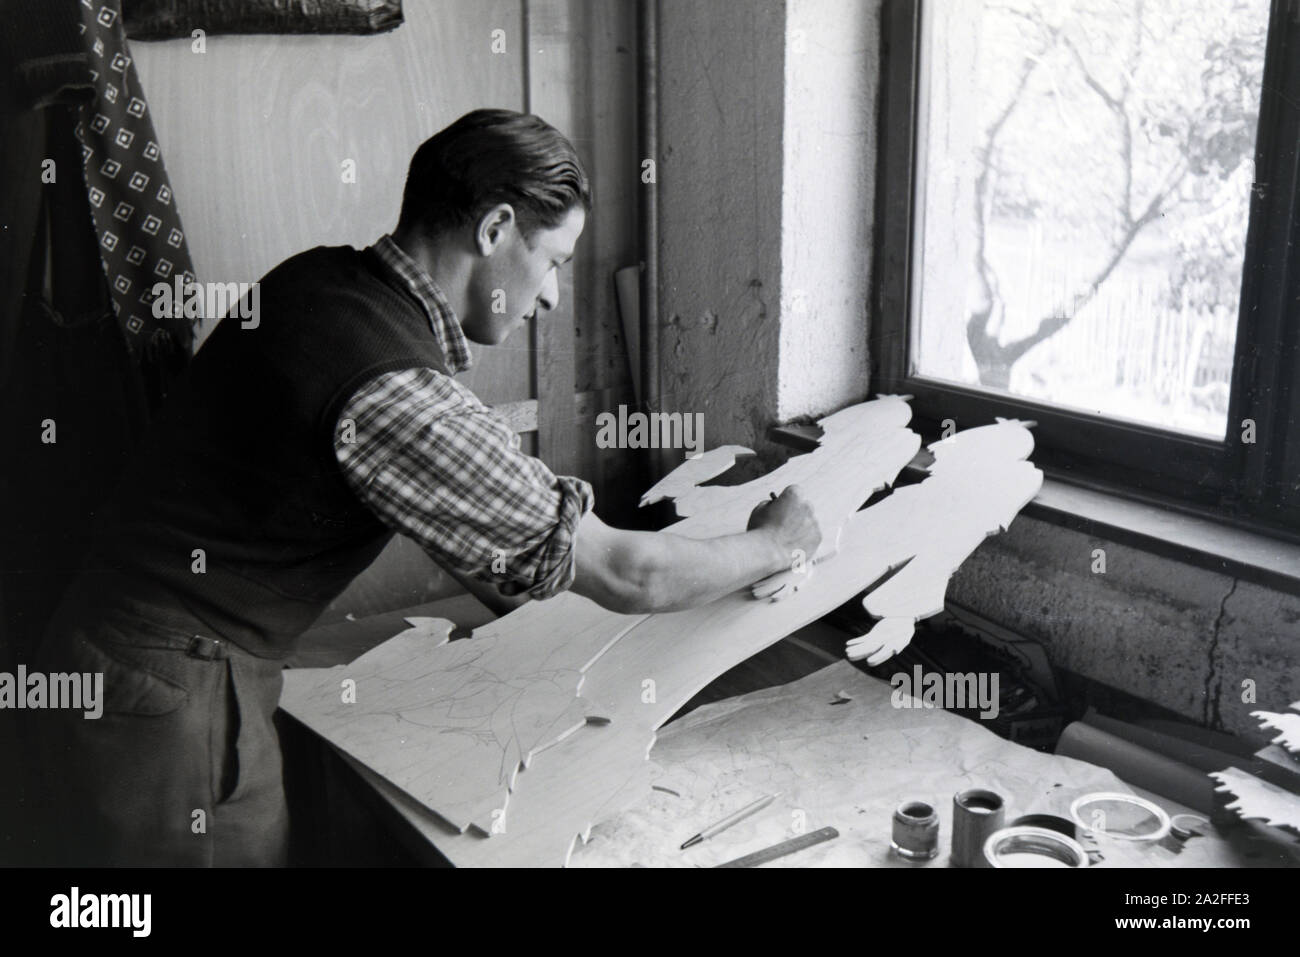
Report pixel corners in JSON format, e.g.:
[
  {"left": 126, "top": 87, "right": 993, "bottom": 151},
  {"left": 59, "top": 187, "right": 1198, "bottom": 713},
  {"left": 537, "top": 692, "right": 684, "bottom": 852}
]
[
  {"left": 660, "top": 396, "right": 923, "bottom": 601},
  {"left": 1211, "top": 767, "right": 1300, "bottom": 836},
  {"left": 845, "top": 419, "right": 1042, "bottom": 664},
  {"left": 638, "top": 444, "right": 756, "bottom": 509},
  {"left": 650, "top": 396, "right": 920, "bottom": 542},
  {"left": 1252, "top": 710, "right": 1300, "bottom": 755}
]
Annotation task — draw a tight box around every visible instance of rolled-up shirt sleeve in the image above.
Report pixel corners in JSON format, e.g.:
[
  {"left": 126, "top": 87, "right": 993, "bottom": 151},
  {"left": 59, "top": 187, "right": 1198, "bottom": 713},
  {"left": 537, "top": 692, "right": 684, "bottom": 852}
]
[{"left": 334, "top": 368, "right": 593, "bottom": 600}]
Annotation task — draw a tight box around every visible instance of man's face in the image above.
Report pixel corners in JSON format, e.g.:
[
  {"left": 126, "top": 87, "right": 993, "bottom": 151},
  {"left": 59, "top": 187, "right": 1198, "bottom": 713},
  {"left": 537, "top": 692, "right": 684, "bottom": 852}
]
[{"left": 463, "top": 205, "right": 585, "bottom": 345}]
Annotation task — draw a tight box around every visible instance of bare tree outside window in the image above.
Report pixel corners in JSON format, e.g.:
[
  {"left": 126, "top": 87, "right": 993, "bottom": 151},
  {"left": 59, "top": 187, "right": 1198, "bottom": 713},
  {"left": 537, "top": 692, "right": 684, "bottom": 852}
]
[{"left": 911, "top": 0, "right": 1268, "bottom": 438}]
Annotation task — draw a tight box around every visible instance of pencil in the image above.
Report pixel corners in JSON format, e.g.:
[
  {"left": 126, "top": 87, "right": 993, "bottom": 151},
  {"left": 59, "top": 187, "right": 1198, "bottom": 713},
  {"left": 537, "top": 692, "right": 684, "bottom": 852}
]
[{"left": 681, "top": 793, "right": 780, "bottom": 849}]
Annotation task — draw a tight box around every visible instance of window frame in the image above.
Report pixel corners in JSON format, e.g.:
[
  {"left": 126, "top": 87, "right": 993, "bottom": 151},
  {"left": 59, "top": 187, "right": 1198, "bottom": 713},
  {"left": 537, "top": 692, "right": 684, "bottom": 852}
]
[{"left": 873, "top": 0, "right": 1300, "bottom": 538}]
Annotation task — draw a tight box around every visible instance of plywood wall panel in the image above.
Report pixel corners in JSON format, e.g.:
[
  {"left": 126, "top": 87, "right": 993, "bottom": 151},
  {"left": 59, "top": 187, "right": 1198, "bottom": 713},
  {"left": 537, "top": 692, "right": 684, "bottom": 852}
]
[{"left": 130, "top": 0, "right": 532, "bottom": 404}]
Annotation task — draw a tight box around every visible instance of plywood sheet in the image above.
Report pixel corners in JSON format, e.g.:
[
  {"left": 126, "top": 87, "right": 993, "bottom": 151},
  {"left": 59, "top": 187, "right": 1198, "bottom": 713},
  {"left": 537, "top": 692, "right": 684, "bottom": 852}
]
[
  {"left": 282, "top": 396, "right": 920, "bottom": 848},
  {"left": 503, "top": 418, "right": 1036, "bottom": 865},
  {"left": 281, "top": 598, "right": 641, "bottom": 833},
  {"left": 280, "top": 398, "right": 1041, "bottom": 864},
  {"left": 460, "top": 396, "right": 923, "bottom": 772},
  {"left": 1252, "top": 710, "right": 1300, "bottom": 754},
  {"left": 1211, "top": 767, "right": 1300, "bottom": 835}
]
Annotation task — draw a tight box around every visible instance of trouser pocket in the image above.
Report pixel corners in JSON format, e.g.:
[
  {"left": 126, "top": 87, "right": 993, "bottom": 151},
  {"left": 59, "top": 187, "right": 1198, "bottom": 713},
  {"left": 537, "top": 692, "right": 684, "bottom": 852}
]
[
  {"left": 32, "top": 627, "right": 221, "bottom": 865},
  {"left": 33, "top": 604, "right": 287, "bottom": 866}
]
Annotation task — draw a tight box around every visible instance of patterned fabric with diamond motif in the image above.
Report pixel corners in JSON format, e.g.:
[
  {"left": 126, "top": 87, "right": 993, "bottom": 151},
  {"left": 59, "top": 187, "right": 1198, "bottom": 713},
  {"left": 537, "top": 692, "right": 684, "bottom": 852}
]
[{"left": 73, "top": 0, "right": 195, "bottom": 359}]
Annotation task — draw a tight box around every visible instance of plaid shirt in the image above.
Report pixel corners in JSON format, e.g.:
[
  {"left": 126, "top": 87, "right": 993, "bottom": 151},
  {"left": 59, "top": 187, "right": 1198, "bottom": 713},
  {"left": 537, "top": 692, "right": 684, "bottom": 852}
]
[{"left": 333, "top": 235, "right": 593, "bottom": 600}]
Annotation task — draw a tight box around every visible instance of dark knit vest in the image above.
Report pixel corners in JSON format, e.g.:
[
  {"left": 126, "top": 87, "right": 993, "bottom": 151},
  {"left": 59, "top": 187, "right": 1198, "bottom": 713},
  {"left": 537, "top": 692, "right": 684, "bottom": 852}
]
[{"left": 88, "top": 245, "right": 449, "bottom": 657}]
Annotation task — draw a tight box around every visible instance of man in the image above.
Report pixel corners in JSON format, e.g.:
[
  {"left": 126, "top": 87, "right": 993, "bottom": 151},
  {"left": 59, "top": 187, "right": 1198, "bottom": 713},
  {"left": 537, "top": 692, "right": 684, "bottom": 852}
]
[{"left": 32, "top": 109, "right": 819, "bottom": 866}]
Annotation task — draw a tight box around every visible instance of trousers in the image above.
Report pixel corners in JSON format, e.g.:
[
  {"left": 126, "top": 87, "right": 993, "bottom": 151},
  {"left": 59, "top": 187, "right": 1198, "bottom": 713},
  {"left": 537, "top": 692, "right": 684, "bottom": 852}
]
[{"left": 30, "top": 572, "right": 289, "bottom": 866}]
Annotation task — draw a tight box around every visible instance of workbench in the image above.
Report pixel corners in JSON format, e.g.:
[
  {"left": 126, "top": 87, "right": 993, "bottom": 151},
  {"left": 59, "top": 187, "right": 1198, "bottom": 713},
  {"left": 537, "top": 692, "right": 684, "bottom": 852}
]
[
  {"left": 568, "top": 659, "right": 1257, "bottom": 867},
  {"left": 280, "top": 603, "right": 1268, "bottom": 867}
]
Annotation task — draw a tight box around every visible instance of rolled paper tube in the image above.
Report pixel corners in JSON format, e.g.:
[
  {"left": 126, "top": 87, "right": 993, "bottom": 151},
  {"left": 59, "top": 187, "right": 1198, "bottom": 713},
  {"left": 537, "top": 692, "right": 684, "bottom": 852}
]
[
  {"left": 1084, "top": 711, "right": 1300, "bottom": 797},
  {"left": 1056, "top": 722, "right": 1215, "bottom": 814},
  {"left": 1137, "top": 718, "right": 1258, "bottom": 759},
  {"left": 1081, "top": 711, "right": 1250, "bottom": 773}
]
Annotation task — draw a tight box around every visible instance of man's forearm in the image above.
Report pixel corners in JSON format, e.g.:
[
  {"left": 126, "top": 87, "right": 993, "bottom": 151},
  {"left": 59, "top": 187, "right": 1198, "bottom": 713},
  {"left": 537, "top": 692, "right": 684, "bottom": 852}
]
[
  {"left": 611, "top": 527, "right": 792, "bottom": 613},
  {"left": 571, "top": 492, "right": 818, "bottom": 615}
]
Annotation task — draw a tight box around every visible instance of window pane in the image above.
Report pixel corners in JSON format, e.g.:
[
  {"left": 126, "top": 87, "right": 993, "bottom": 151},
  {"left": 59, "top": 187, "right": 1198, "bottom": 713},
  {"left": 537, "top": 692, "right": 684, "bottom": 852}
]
[{"left": 911, "top": 0, "right": 1268, "bottom": 439}]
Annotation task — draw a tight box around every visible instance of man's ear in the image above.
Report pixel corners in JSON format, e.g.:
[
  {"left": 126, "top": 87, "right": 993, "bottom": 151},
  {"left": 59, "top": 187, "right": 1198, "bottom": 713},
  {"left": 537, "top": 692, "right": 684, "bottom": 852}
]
[{"left": 474, "top": 203, "right": 516, "bottom": 256}]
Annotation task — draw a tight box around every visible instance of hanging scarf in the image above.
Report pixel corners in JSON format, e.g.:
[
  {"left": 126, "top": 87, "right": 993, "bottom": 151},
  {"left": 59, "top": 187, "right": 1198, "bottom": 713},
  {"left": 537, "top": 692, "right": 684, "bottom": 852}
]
[{"left": 73, "top": 0, "right": 196, "bottom": 375}]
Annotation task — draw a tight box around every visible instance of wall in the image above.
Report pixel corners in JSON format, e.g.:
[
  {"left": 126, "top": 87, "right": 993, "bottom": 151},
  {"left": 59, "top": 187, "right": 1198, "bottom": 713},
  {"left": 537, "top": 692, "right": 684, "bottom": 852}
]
[
  {"left": 658, "top": 0, "right": 880, "bottom": 464},
  {"left": 778, "top": 0, "right": 876, "bottom": 421},
  {"left": 549, "top": 1, "right": 643, "bottom": 515},
  {"left": 658, "top": 0, "right": 787, "bottom": 463},
  {"left": 950, "top": 518, "right": 1300, "bottom": 738}
]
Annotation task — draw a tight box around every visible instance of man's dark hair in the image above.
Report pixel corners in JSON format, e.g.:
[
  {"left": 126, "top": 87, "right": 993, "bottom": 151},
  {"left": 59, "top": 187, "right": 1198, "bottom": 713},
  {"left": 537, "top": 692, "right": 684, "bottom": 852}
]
[{"left": 397, "top": 108, "right": 591, "bottom": 244}]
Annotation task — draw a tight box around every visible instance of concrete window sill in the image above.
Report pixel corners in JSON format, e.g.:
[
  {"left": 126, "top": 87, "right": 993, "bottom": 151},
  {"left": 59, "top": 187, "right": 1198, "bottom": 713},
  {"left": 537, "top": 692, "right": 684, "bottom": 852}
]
[{"left": 770, "top": 423, "right": 1300, "bottom": 598}]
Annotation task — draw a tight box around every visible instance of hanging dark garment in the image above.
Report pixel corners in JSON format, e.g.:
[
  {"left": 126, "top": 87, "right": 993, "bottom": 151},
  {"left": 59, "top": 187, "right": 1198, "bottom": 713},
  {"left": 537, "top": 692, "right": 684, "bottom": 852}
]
[
  {"left": 0, "top": 0, "right": 193, "bottom": 670},
  {"left": 0, "top": 0, "right": 167, "bottom": 866}
]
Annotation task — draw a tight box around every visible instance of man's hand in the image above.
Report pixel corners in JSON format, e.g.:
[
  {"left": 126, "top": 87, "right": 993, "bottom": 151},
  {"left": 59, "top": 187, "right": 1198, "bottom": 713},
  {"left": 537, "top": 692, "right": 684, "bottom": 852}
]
[{"left": 746, "top": 485, "right": 821, "bottom": 562}]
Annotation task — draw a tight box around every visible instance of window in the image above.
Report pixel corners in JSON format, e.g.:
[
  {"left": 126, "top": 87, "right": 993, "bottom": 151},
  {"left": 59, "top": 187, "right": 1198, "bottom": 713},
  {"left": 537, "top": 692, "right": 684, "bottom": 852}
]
[{"left": 875, "top": 0, "right": 1300, "bottom": 535}]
